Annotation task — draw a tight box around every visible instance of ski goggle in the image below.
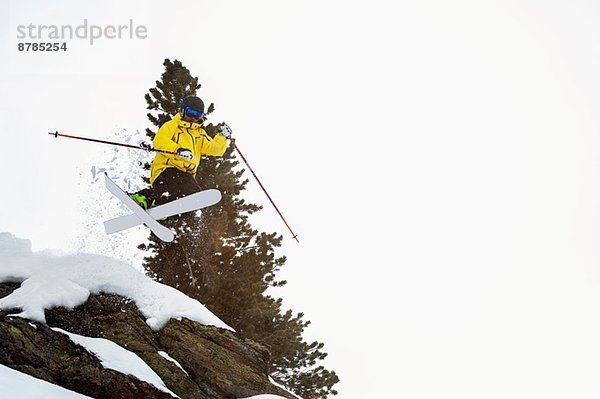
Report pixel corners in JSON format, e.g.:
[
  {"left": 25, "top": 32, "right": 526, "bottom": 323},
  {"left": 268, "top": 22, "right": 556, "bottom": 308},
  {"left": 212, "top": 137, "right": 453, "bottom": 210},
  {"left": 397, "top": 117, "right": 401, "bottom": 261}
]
[{"left": 183, "top": 107, "right": 203, "bottom": 119}]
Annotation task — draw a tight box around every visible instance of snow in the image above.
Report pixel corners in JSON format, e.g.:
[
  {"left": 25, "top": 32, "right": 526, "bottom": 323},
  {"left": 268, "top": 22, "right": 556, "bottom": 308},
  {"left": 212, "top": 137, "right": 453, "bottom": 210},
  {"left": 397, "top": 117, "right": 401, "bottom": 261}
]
[
  {"left": 0, "top": 232, "right": 233, "bottom": 331},
  {"left": 53, "top": 328, "right": 179, "bottom": 398},
  {"left": 72, "top": 131, "right": 154, "bottom": 269},
  {"left": 269, "top": 377, "right": 303, "bottom": 399},
  {"left": 241, "top": 395, "right": 289, "bottom": 399},
  {"left": 158, "top": 351, "right": 189, "bottom": 375},
  {"left": 0, "top": 363, "right": 93, "bottom": 398}
]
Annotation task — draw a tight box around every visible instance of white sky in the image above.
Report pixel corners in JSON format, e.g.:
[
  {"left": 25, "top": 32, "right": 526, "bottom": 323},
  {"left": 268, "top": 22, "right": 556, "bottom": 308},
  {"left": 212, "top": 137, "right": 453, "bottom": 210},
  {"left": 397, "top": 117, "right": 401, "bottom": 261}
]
[{"left": 2, "top": 0, "right": 600, "bottom": 398}]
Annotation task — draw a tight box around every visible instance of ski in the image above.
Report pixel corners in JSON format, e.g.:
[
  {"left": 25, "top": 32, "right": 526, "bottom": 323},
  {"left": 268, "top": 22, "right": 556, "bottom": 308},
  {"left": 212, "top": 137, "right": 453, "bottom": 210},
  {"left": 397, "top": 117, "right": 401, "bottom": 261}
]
[
  {"left": 104, "top": 173, "right": 175, "bottom": 242},
  {"left": 104, "top": 189, "right": 222, "bottom": 234}
]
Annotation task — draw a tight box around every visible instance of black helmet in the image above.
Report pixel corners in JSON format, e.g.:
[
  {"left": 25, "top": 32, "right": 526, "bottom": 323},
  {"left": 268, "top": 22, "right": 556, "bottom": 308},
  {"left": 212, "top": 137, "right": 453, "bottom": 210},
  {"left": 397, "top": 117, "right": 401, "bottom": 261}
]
[{"left": 180, "top": 96, "right": 205, "bottom": 119}]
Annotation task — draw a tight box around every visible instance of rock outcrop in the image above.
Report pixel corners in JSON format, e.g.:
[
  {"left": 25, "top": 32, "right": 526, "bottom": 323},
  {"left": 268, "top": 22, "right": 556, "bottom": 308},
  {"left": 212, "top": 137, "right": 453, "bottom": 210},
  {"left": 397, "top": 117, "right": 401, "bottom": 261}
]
[{"left": 0, "top": 282, "right": 294, "bottom": 399}]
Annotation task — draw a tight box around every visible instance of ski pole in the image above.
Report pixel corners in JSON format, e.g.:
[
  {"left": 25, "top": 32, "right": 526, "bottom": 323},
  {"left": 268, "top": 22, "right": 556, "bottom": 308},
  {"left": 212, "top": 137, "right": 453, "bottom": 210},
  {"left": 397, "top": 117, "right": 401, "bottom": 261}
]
[
  {"left": 48, "top": 131, "right": 178, "bottom": 155},
  {"left": 231, "top": 139, "right": 300, "bottom": 243}
]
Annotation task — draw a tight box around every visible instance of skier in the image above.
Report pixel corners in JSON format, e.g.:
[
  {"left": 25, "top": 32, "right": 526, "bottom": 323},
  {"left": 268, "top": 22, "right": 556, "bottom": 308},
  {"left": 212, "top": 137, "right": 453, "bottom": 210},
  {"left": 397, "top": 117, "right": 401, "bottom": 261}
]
[{"left": 130, "top": 95, "right": 232, "bottom": 209}]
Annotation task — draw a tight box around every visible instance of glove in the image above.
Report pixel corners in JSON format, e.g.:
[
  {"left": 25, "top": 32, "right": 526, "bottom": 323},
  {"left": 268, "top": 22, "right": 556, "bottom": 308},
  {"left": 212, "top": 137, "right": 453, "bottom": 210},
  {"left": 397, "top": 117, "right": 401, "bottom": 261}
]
[
  {"left": 177, "top": 148, "right": 193, "bottom": 160},
  {"left": 219, "top": 123, "right": 233, "bottom": 139}
]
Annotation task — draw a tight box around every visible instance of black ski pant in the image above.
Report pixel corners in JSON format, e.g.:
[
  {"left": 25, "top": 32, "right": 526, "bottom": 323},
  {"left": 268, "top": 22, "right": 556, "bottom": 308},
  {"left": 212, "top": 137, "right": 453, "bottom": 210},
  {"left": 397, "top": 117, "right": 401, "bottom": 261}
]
[{"left": 139, "top": 168, "right": 201, "bottom": 207}]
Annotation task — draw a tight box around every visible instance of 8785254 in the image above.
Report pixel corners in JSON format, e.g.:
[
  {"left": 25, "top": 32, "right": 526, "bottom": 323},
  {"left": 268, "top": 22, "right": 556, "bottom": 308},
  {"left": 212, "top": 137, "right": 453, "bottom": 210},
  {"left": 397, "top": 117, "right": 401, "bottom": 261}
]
[{"left": 18, "top": 42, "right": 67, "bottom": 51}]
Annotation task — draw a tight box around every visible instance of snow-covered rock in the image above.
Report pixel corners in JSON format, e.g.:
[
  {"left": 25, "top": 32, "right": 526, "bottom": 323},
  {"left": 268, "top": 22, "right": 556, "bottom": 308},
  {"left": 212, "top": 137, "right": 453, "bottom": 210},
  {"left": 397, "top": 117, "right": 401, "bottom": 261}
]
[
  {"left": 54, "top": 328, "right": 179, "bottom": 398},
  {"left": 0, "top": 232, "right": 232, "bottom": 331},
  {"left": 0, "top": 233, "right": 298, "bottom": 399}
]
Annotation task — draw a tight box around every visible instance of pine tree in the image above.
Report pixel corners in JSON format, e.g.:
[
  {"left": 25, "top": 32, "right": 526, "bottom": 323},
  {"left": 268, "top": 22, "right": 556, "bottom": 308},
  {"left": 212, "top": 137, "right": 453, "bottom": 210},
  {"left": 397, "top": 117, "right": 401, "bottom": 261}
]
[{"left": 139, "top": 59, "right": 339, "bottom": 398}]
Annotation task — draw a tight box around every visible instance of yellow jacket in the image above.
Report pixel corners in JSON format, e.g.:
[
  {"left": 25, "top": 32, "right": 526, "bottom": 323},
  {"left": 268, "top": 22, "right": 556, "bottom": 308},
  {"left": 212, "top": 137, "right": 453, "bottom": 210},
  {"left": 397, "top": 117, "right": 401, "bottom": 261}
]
[{"left": 150, "top": 113, "right": 228, "bottom": 184}]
